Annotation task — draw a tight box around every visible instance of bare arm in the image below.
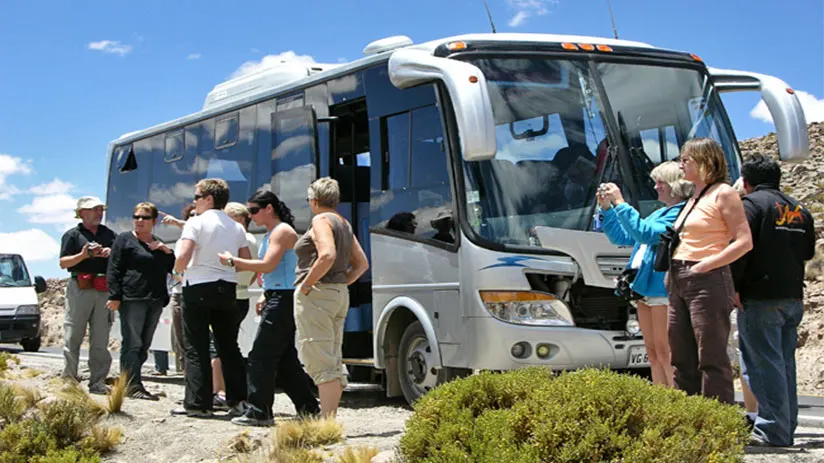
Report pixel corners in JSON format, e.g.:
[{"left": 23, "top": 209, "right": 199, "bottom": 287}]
[
  {"left": 173, "top": 239, "right": 196, "bottom": 275},
  {"left": 59, "top": 243, "right": 90, "bottom": 269},
  {"left": 300, "top": 216, "right": 337, "bottom": 288},
  {"left": 346, "top": 237, "right": 369, "bottom": 286},
  {"left": 692, "top": 186, "right": 753, "bottom": 273},
  {"left": 228, "top": 229, "right": 295, "bottom": 274}
]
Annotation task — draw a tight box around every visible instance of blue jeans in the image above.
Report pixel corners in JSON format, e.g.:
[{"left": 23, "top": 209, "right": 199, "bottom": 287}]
[
  {"left": 738, "top": 298, "right": 803, "bottom": 446},
  {"left": 119, "top": 299, "right": 164, "bottom": 392},
  {"left": 153, "top": 350, "right": 169, "bottom": 373}
]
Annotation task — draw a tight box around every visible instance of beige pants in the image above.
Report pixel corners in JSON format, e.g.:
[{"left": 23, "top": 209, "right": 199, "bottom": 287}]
[{"left": 294, "top": 283, "right": 349, "bottom": 387}]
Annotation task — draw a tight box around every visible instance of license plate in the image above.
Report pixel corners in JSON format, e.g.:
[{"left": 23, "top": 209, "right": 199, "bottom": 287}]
[{"left": 628, "top": 345, "right": 650, "bottom": 367}]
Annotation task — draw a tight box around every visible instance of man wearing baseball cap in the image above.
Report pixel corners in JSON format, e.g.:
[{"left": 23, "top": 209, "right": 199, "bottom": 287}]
[{"left": 58, "top": 196, "right": 116, "bottom": 394}]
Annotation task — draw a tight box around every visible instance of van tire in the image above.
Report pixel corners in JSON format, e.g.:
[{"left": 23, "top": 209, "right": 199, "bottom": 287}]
[
  {"left": 21, "top": 336, "right": 41, "bottom": 352},
  {"left": 397, "top": 321, "right": 470, "bottom": 405}
]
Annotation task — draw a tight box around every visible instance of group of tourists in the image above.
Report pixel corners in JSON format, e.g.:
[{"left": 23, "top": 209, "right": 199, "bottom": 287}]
[
  {"left": 58, "top": 177, "right": 368, "bottom": 426},
  {"left": 601, "top": 138, "right": 816, "bottom": 447}
]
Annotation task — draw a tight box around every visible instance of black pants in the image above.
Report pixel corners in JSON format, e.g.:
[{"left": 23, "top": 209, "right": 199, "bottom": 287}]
[
  {"left": 210, "top": 299, "right": 249, "bottom": 359},
  {"left": 182, "top": 280, "right": 247, "bottom": 410},
  {"left": 247, "top": 290, "right": 319, "bottom": 419}
]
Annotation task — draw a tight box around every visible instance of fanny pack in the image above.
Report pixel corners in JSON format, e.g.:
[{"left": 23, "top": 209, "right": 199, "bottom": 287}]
[{"left": 76, "top": 273, "right": 108, "bottom": 292}]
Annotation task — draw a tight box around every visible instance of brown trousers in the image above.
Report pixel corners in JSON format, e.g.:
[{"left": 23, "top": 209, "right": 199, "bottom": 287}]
[{"left": 667, "top": 260, "right": 735, "bottom": 404}]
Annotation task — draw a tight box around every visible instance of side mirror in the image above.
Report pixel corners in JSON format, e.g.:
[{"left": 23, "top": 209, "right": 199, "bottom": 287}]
[
  {"left": 388, "top": 49, "right": 497, "bottom": 162},
  {"left": 710, "top": 67, "right": 809, "bottom": 162},
  {"left": 34, "top": 276, "right": 47, "bottom": 294}
]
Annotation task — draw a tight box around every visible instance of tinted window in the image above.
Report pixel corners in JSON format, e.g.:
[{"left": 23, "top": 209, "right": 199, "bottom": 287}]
[
  {"left": 150, "top": 125, "right": 200, "bottom": 242},
  {"left": 384, "top": 112, "right": 410, "bottom": 190},
  {"left": 215, "top": 114, "right": 239, "bottom": 149},
  {"left": 372, "top": 105, "right": 455, "bottom": 246},
  {"left": 272, "top": 106, "right": 318, "bottom": 232},
  {"left": 165, "top": 131, "right": 184, "bottom": 163},
  {"left": 106, "top": 138, "right": 153, "bottom": 234}
]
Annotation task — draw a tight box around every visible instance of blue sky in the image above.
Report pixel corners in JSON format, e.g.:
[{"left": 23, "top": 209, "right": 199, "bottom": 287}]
[{"left": 0, "top": 0, "right": 822, "bottom": 279}]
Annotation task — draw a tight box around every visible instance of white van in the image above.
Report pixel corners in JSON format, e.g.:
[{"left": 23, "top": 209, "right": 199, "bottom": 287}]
[{"left": 0, "top": 253, "right": 47, "bottom": 351}]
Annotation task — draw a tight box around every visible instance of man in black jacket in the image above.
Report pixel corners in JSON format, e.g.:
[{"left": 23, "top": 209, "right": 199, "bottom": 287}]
[{"left": 732, "top": 154, "right": 816, "bottom": 447}]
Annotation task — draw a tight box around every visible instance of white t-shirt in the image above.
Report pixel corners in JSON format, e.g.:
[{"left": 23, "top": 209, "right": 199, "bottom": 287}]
[
  {"left": 180, "top": 209, "right": 248, "bottom": 286},
  {"left": 236, "top": 232, "right": 259, "bottom": 300}
]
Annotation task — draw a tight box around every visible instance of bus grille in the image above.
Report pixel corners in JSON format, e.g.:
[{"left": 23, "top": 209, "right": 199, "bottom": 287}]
[{"left": 569, "top": 285, "right": 629, "bottom": 331}]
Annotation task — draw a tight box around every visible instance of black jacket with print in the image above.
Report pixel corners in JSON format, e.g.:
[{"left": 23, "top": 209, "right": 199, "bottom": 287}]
[{"left": 731, "top": 184, "right": 816, "bottom": 300}]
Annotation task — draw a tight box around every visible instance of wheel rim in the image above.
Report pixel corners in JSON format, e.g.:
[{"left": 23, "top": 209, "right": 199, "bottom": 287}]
[{"left": 402, "top": 334, "right": 438, "bottom": 398}]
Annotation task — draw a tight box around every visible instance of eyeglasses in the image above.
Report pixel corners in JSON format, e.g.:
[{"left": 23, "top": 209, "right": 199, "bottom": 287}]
[
  {"left": 133, "top": 215, "right": 153, "bottom": 221},
  {"left": 188, "top": 213, "right": 197, "bottom": 219},
  {"left": 248, "top": 206, "right": 261, "bottom": 215}
]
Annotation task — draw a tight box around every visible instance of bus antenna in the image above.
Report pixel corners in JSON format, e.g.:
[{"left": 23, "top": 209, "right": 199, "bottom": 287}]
[
  {"left": 482, "top": 0, "right": 497, "bottom": 33},
  {"left": 606, "top": 0, "right": 619, "bottom": 39}
]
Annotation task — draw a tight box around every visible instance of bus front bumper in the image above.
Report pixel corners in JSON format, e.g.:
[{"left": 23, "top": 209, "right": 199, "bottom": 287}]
[{"left": 440, "top": 316, "right": 648, "bottom": 371}]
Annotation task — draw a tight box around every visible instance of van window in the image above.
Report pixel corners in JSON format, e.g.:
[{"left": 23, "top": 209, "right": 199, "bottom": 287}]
[{"left": 0, "top": 255, "right": 31, "bottom": 287}]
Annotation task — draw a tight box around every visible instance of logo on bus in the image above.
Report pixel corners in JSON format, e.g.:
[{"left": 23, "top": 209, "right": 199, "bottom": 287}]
[{"left": 480, "top": 256, "right": 548, "bottom": 270}]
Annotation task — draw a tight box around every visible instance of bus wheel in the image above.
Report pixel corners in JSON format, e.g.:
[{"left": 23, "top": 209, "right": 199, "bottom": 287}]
[{"left": 397, "top": 321, "right": 469, "bottom": 405}]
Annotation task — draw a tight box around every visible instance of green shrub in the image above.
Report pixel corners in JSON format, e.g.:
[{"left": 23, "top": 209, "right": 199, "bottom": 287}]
[{"left": 399, "top": 368, "right": 748, "bottom": 463}]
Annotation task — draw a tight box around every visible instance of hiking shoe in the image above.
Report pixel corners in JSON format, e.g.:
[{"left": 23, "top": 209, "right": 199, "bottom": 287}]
[
  {"left": 88, "top": 383, "right": 110, "bottom": 395},
  {"left": 129, "top": 388, "right": 159, "bottom": 401},
  {"left": 231, "top": 410, "right": 274, "bottom": 427},
  {"left": 170, "top": 407, "right": 212, "bottom": 418}
]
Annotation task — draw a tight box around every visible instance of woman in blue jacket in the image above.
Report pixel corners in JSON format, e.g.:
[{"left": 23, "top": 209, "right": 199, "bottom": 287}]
[{"left": 599, "top": 161, "right": 693, "bottom": 387}]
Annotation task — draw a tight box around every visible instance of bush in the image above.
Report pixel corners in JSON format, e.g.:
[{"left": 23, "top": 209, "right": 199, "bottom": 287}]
[{"left": 399, "top": 368, "right": 748, "bottom": 463}]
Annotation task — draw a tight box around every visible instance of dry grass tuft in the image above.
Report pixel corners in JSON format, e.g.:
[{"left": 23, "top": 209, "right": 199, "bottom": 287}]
[
  {"left": 272, "top": 416, "right": 344, "bottom": 450},
  {"left": 80, "top": 425, "right": 123, "bottom": 453},
  {"left": 20, "top": 368, "right": 43, "bottom": 379},
  {"left": 337, "top": 446, "right": 379, "bottom": 463},
  {"left": 226, "top": 430, "right": 263, "bottom": 454},
  {"left": 0, "top": 382, "right": 26, "bottom": 423},
  {"left": 13, "top": 384, "right": 43, "bottom": 409},
  {"left": 59, "top": 380, "right": 106, "bottom": 419},
  {"left": 267, "top": 446, "right": 326, "bottom": 463},
  {"left": 106, "top": 372, "right": 130, "bottom": 414}
]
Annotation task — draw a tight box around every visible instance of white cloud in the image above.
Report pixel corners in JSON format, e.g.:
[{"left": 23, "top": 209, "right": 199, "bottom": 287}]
[
  {"left": 0, "top": 153, "right": 33, "bottom": 200},
  {"left": 186, "top": 53, "right": 202, "bottom": 60},
  {"left": 148, "top": 182, "right": 196, "bottom": 207},
  {"left": 17, "top": 193, "right": 78, "bottom": 231},
  {"left": 750, "top": 90, "right": 824, "bottom": 124},
  {"left": 88, "top": 40, "right": 132, "bottom": 56},
  {"left": 28, "top": 178, "right": 75, "bottom": 196},
  {"left": 230, "top": 51, "right": 317, "bottom": 79},
  {"left": 0, "top": 229, "right": 61, "bottom": 262},
  {"left": 507, "top": 0, "right": 558, "bottom": 27}
]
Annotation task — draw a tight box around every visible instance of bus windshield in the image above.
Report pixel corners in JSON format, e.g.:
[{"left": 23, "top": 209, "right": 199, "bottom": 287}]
[
  {"left": 458, "top": 55, "right": 741, "bottom": 248},
  {"left": 0, "top": 255, "right": 32, "bottom": 288}
]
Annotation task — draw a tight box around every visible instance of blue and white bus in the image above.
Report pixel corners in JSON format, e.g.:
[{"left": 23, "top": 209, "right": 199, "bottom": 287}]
[{"left": 105, "top": 33, "right": 808, "bottom": 404}]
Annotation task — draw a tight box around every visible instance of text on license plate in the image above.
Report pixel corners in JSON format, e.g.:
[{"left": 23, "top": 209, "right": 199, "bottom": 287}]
[{"left": 628, "top": 345, "right": 650, "bottom": 367}]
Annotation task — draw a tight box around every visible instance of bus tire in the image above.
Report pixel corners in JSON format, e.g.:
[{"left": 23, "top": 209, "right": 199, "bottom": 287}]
[{"left": 397, "top": 321, "right": 469, "bottom": 405}]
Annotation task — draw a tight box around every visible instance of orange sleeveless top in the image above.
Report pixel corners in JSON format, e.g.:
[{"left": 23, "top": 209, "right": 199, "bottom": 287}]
[{"left": 673, "top": 184, "right": 733, "bottom": 262}]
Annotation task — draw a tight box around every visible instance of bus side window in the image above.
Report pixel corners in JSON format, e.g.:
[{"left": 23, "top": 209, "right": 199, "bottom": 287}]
[
  {"left": 271, "top": 106, "right": 319, "bottom": 232},
  {"left": 376, "top": 104, "right": 456, "bottom": 247}
]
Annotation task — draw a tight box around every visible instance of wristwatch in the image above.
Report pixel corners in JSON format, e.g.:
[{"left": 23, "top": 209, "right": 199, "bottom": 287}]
[{"left": 227, "top": 257, "right": 235, "bottom": 267}]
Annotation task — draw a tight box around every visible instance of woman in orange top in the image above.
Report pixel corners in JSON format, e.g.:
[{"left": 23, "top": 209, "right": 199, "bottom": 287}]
[{"left": 667, "top": 138, "right": 752, "bottom": 404}]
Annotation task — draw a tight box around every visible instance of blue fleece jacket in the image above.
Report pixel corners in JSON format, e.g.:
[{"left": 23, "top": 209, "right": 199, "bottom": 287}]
[{"left": 601, "top": 201, "right": 685, "bottom": 298}]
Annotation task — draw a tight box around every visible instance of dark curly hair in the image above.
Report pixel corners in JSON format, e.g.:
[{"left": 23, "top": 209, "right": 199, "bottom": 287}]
[
  {"left": 741, "top": 153, "right": 781, "bottom": 188},
  {"left": 248, "top": 190, "right": 295, "bottom": 228}
]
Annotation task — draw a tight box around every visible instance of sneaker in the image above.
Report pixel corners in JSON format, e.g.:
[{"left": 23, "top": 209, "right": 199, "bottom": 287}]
[
  {"left": 231, "top": 409, "right": 274, "bottom": 427},
  {"left": 212, "top": 393, "right": 229, "bottom": 410},
  {"left": 170, "top": 407, "right": 212, "bottom": 418},
  {"left": 149, "top": 370, "right": 167, "bottom": 377},
  {"left": 129, "top": 388, "right": 160, "bottom": 401},
  {"left": 88, "top": 383, "right": 110, "bottom": 395},
  {"left": 228, "top": 402, "right": 248, "bottom": 417}
]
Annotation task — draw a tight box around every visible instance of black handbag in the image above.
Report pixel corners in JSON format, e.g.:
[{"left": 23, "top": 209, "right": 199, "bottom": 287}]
[
  {"left": 653, "top": 184, "right": 715, "bottom": 272},
  {"left": 616, "top": 267, "right": 643, "bottom": 302}
]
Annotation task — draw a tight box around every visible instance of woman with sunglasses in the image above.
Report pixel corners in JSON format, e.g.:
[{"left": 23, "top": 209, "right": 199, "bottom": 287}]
[
  {"left": 106, "top": 201, "right": 175, "bottom": 400},
  {"left": 219, "top": 190, "right": 320, "bottom": 426}
]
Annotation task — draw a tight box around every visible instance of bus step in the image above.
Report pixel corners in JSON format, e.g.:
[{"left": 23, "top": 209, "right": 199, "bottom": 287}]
[{"left": 343, "top": 358, "right": 375, "bottom": 367}]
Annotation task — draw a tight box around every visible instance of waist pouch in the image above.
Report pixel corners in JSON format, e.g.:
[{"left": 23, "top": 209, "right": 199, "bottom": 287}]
[{"left": 76, "top": 273, "right": 108, "bottom": 292}]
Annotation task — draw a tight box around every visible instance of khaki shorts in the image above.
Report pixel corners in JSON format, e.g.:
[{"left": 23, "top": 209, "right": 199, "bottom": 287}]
[{"left": 294, "top": 283, "right": 349, "bottom": 387}]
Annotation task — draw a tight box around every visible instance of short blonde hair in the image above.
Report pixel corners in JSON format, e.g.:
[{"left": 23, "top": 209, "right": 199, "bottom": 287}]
[
  {"left": 307, "top": 177, "right": 340, "bottom": 208},
  {"left": 224, "top": 202, "right": 250, "bottom": 226},
  {"left": 196, "top": 178, "right": 230, "bottom": 209},
  {"left": 133, "top": 201, "right": 158, "bottom": 219},
  {"left": 681, "top": 138, "right": 729, "bottom": 185},
  {"left": 650, "top": 161, "right": 694, "bottom": 200}
]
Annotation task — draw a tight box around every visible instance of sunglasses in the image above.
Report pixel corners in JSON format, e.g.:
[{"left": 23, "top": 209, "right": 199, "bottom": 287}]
[
  {"left": 194, "top": 193, "right": 206, "bottom": 201},
  {"left": 133, "top": 215, "right": 154, "bottom": 221},
  {"left": 248, "top": 206, "right": 261, "bottom": 215}
]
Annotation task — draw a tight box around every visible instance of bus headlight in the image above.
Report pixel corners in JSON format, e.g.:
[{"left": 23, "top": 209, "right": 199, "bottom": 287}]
[
  {"left": 16, "top": 305, "right": 39, "bottom": 315},
  {"left": 480, "top": 291, "right": 574, "bottom": 326}
]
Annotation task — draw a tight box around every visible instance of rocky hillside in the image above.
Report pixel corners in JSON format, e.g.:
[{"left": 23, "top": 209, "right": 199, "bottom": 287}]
[{"left": 740, "top": 122, "right": 824, "bottom": 394}]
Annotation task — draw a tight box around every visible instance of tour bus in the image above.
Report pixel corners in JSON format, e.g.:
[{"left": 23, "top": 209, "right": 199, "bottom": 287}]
[{"left": 104, "top": 33, "right": 808, "bottom": 404}]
